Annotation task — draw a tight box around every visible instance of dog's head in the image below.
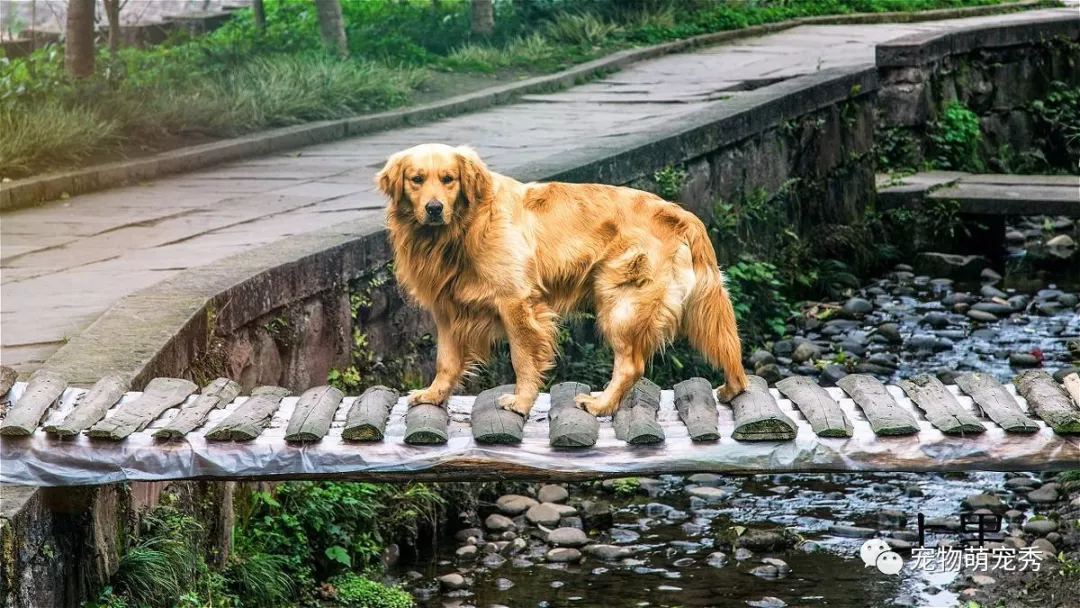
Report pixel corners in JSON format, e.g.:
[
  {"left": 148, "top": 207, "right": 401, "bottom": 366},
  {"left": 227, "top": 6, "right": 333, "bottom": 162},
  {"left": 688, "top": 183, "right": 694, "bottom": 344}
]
[{"left": 376, "top": 143, "right": 492, "bottom": 227}]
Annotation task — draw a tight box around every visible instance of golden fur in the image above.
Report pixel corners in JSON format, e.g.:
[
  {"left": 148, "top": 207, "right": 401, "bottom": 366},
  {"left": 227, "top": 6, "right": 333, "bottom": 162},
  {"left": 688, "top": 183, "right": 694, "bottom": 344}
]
[{"left": 376, "top": 143, "right": 748, "bottom": 416}]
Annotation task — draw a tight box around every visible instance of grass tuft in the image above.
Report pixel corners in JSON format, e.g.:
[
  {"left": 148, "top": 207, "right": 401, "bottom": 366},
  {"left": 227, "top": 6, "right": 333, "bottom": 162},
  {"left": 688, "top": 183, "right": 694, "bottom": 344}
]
[{"left": 544, "top": 12, "right": 623, "bottom": 46}]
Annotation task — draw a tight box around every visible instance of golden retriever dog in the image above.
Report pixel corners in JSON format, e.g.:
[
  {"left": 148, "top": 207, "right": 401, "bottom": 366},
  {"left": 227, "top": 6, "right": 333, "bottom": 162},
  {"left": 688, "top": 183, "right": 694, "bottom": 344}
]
[{"left": 376, "top": 143, "right": 748, "bottom": 417}]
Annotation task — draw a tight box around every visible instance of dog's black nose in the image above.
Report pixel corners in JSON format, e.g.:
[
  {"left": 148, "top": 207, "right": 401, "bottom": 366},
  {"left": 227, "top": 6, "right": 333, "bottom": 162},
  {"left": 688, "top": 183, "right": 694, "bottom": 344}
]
[{"left": 425, "top": 201, "right": 444, "bottom": 217}]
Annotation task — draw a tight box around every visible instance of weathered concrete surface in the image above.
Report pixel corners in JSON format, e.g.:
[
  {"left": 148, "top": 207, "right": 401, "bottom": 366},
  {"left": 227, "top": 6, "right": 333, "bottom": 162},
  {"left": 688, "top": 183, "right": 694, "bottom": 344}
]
[
  {"left": 878, "top": 172, "right": 1080, "bottom": 216},
  {"left": 4, "top": 8, "right": 1072, "bottom": 377}
]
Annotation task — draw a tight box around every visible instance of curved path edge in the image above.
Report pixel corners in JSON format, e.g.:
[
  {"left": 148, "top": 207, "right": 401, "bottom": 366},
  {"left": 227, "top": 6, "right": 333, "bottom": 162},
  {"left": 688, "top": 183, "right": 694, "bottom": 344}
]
[{"left": 0, "top": 0, "right": 1044, "bottom": 212}]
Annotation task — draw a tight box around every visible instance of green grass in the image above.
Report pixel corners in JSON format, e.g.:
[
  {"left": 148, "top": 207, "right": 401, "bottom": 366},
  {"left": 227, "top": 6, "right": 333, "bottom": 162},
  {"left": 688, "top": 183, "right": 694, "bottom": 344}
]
[{"left": 0, "top": 0, "right": 1022, "bottom": 179}]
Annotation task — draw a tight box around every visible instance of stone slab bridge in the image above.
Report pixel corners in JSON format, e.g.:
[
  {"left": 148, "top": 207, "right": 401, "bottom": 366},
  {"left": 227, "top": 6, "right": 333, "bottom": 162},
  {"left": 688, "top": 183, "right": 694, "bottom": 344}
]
[
  {"left": 2, "top": 366, "right": 1078, "bottom": 486},
  {"left": 877, "top": 172, "right": 1080, "bottom": 217}
]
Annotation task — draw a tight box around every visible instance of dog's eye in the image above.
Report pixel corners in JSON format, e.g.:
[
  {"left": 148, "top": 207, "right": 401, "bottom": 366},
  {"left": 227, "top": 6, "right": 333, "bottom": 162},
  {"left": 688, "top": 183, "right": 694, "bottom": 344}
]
[
  {"left": 441, "top": 175, "right": 454, "bottom": 185},
  {"left": 410, "top": 175, "right": 424, "bottom": 184}
]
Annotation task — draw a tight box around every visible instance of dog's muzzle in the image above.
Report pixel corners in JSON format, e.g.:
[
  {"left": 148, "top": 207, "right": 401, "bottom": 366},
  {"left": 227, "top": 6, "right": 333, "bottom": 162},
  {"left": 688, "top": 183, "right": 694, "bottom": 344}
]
[{"left": 424, "top": 200, "right": 445, "bottom": 224}]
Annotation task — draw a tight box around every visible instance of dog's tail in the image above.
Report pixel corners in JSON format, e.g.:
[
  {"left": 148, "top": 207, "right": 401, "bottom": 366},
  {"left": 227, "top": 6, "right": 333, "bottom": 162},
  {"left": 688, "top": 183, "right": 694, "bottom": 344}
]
[{"left": 682, "top": 221, "right": 749, "bottom": 401}]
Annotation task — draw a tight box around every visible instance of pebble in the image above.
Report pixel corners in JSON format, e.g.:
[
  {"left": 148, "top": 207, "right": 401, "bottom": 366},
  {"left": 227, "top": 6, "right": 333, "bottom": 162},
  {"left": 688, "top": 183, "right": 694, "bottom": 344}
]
[
  {"left": 749, "top": 564, "right": 780, "bottom": 579},
  {"left": 1022, "top": 519, "right": 1058, "bottom": 536},
  {"left": 525, "top": 503, "right": 561, "bottom": 526},
  {"left": 537, "top": 484, "right": 568, "bottom": 504},
  {"left": 455, "top": 545, "right": 478, "bottom": 561},
  {"left": 494, "top": 577, "right": 514, "bottom": 590},
  {"left": 877, "top": 509, "right": 907, "bottom": 528},
  {"left": 792, "top": 342, "right": 822, "bottom": 363},
  {"left": 438, "top": 573, "right": 467, "bottom": 589},
  {"left": 496, "top": 494, "right": 538, "bottom": 515},
  {"left": 1009, "top": 353, "right": 1041, "bottom": 368},
  {"left": 1026, "top": 485, "right": 1059, "bottom": 504},
  {"left": 920, "top": 312, "right": 949, "bottom": 329},
  {"left": 747, "top": 598, "right": 787, "bottom": 608},
  {"left": 962, "top": 493, "right": 1005, "bottom": 513},
  {"left": 876, "top": 322, "right": 902, "bottom": 344},
  {"left": 971, "top": 574, "right": 997, "bottom": 587},
  {"left": 455, "top": 527, "right": 484, "bottom": 542},
  {"left": 842, "top": 297, "right": 873, "bottom": 317},
  {"left": 610, "top": 528, "right": 640, "bottom": 544},
  {"left": 581, "top": 500, "right": 614, "bottom": 530},
  {"left": 548, "top": 527, "right": 589, "bottom": 548},
  {"left": 706, "top": 551, "right": 728, "bottom": 567},
  {"left": 483, "top": 553, "right": 507, "bottom": 568},
  {"left": 829, "top": 525, "right": 877, "bottom": 538},
  {"left": 545, "top": 548, "right": 582, "bottom": 563},
  {"left": 583, "top": 544, "right": 633, "bottom": 561},
  {"left": 485, "top": 514, "right": 516, "bottom": 532},
  {"left": 734, "top": 548, "right": 755, "bottom": 561},
  {"left": 761, "top": 557, "right": 790, "bottom": 575},
  {"left": 672, "top": 557, "right": 695, "bottom": 568},
  {"left": 820, "top": 364, "right": 848, "bottom": 387},
  {"left": 967, "top": 309, "right": 998, "bottom": 323},
  {"left": 687, "top": 486, "right": 728, "bottom": 502},
  {"left": 1005, "top": 476, "right": 1039, "bottom": 489},
  {"left": 687, "top": 473, "right": 724, "bottom": 486},
  {"left": 736, "top": 529, "right": 793, "bottom": 551},
  {"left": 1030, "top": 538, "right": 1056, "bottom": 558}
]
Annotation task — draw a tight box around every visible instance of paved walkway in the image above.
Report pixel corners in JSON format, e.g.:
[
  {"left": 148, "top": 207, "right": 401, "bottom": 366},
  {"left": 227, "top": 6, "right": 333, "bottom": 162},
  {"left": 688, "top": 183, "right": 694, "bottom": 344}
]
[{"left": 1, "top": 9, "right": 1072, "bottom": 375}]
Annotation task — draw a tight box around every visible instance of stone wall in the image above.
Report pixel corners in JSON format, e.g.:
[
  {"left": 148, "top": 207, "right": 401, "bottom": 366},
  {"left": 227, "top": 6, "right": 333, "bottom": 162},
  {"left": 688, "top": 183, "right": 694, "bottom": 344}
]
[{"left": 877, "top": 13, "right": 1080, "bottom": 170}]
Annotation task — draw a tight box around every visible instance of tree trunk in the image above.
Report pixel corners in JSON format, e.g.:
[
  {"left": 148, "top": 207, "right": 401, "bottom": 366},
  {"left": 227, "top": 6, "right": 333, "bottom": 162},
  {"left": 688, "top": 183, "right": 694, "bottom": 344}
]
[
  {"left": 65, "top": 0, "right": 95, "bottom": 78},
  {"left": 314, "top": 0, "right": 348, "bottom": 57},
  {"left": 103, "top": 0, "right": 120, "bottom": 62},
  {"left": 470, "top": 0, "right": 493, "bottom": 36},
  {"left": 252, "top": 0, "right": 266, "bottom": 31}
]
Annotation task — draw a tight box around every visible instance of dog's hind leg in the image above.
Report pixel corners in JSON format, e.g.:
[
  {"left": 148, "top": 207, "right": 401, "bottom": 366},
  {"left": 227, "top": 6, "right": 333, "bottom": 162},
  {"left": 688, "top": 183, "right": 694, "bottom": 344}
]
[{"left": 496, "top": 298, "right": 558, "bottom": 416}]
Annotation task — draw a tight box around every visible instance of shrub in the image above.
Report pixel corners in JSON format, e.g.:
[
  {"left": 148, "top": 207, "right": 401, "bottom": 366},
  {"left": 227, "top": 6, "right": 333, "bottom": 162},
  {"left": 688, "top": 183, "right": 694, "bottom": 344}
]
[
  {"left": 330, "top": 574, "right": 414, "bottom": 608},
  {"left": 544, "top": 12, "right": 623, "bottom": 46},
  {"left": 927, "top": 102, "right": 984, "bottom": 171}
]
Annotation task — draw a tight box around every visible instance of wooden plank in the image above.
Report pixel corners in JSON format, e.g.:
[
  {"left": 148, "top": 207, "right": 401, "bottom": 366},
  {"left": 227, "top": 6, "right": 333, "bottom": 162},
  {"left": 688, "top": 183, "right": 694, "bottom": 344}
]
[
  {"left": 613, "top": 378, "right": 664, "bottom": 445},
  {"left": 204, "top": 386, "right": 289, "bottom": 441},
  {"left": 837, "top": 374, "right": 919, "bottom": 436},
  {"left": 87, "top": 378, "right": 198, "bottom": 440},
  {"left": 44, "top": 374, "right": 129, "bottom": 437},
  {"left": 472, "top": 385, "right": 526, "bottom": 444},
  {"left": 342, "top": 386, "right": 398, "bottom": 441},
  {"left": 284, "top": 385, "right": 344, "bottom": 442},
  {"left": 404, "top": 403, "right": 449, "bottom": 445},
  {"left": 954, "top": 372, "right": 1039, "bottom": 433},
  {"left": 0, "top": 370, "right": 68, "bottom": 436},
  {"left": 0, "top": 366, "right": 17, "bottom": 400},
  {"left": 1013, "top": 370, "right": 1080, "bottom": 434},
  {"left": 898, "top": 374, "right": 986, "bottom": 434},
  {"left": 152, "top": 378, "right": 241, "bottom": 440},
  {"left": 673, "top": 378, "right": 720, "bottom": 441},
  {"left": 1065, "top": 373, "right": 1080, "bottom": 410},
  {"left": 775, "top": 376, "right": 853, "bottom": 437},
  {"left": 727, "top": 375, "right": 796, "bottom": 441},
  {"left": 548, "top": 382, "right": 598, "bottom": 448}
]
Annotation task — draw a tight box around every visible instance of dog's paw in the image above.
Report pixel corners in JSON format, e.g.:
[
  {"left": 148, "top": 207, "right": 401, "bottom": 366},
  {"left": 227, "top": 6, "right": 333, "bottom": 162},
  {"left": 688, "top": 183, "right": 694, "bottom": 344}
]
[
  {"left": 716, "top": 382, "right": 745, "bottom": 404},
  {"left": 497, "top": 392, "right": 534, "bottom": 416},
  {"left": 408, "top": 388, "right": 446, "bottom": 407},
  {"left": 575, "top": 393, "right": 618, "bottom": 417}
]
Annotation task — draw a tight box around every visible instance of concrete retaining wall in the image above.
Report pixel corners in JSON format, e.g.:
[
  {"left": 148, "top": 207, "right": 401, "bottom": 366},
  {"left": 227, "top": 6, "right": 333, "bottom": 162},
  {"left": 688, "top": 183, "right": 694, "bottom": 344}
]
[{"left": 877, "top": 10, "right": 1080, "bottom": 170}]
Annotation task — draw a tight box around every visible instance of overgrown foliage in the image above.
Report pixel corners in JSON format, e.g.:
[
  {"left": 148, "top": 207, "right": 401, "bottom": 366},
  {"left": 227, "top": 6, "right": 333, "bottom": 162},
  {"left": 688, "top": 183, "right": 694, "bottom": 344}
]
[
  {"left": 89, "top": 484, "right": 432, "bottom": 607},
  {"left": 1029, "top": 80, "right": 1080, "bottom": 173},
  {"left": 927, "top": 102, "right": 984, "bottom": 172},
  {"left": 1, "top": 0, "right": 1012, "bottom": 178}
]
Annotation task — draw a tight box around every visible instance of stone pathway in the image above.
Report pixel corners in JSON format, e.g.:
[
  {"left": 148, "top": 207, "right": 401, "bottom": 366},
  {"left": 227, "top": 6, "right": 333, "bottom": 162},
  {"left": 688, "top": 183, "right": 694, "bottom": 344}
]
[{"left": 0, "top": 8, "right": 1071, "bottom": 375}]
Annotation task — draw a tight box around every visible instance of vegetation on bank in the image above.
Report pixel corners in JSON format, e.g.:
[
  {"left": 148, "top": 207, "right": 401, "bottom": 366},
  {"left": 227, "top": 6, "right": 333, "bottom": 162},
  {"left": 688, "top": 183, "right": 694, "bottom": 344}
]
[
  {"left": 88, "top": 483, "right": 441, "bottom": 608},
  {"left": 0, "top": 0, "right": 1019, "bottom": 179}
]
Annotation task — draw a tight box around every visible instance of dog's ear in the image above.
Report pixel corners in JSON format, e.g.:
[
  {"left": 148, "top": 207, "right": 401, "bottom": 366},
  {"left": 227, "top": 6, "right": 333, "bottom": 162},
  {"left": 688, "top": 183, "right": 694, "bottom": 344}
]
[
  {"left": 375, "top": 151, "right": 406, "bottom": 201},
  {"left": 456, "top": 146, "right": 492, "bottom": 206}
]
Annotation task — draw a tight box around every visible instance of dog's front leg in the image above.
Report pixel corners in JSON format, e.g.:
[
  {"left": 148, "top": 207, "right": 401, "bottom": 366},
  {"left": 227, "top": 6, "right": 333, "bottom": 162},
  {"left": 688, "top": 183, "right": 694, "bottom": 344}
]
[
  {"left": 496, "top": 299, "right": 557, "bottom": 416},
  {"left": 408, "top": 308, "right": 464, "bottom": 407}
]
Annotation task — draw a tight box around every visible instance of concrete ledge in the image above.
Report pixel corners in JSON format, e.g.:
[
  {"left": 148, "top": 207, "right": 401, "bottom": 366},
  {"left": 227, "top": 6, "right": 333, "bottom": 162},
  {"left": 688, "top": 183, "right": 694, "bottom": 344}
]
[
  {"left": 876, "top": 7, "right": 1079, "bottom": 67},
  {"left": 0, "top": 0, "right": 1044, "bottom": 213}
]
